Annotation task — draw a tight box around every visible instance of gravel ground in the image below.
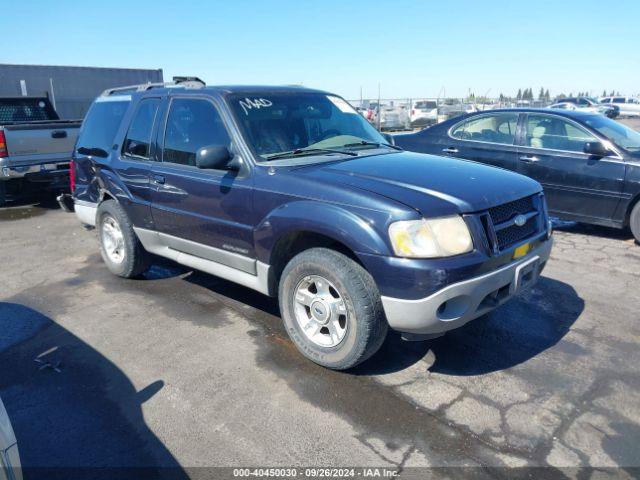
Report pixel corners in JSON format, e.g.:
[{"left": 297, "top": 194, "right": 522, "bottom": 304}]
[{"left": 0, "top": 199, "right": 639, "bottom": 477}]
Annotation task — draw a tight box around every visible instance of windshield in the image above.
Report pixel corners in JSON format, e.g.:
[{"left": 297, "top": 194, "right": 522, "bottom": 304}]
[
  {"left": 227, "top": 93, "right": 387, "bottom": 161},
  {"left": 583, "top": 115, "right": 640, "bottom": 152}
]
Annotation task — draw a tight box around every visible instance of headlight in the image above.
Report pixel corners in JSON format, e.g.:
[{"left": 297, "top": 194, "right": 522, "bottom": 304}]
[{"left": 388, "top": 216, "right": 473, "bottom": 258}]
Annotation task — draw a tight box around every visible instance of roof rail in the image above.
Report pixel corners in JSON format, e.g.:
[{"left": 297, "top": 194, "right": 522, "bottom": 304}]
[{"left": 101, "top": 76, "right": 206, "bottom": 97}]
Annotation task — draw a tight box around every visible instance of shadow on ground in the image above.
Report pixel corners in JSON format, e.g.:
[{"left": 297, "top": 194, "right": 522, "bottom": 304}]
[
  {"left": 552, "top": 218, "right": 635, "bottom": 242},
  {"left": 181, "top": 265, "right": 584, "bottom": 377},
  {"left": 0, "top": 302, "right": 188, "bottom": 480},
  {"left": 356, "top": 276, "right": 584, "bottom": 376},
  {"left": 0, "top": 192, "right": 61, "bottom": 221}
]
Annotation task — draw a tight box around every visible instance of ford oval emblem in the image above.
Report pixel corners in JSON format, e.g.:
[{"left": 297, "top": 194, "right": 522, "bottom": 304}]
[{"left": 514, "top": 214, "right": 527, "bottom": 227}]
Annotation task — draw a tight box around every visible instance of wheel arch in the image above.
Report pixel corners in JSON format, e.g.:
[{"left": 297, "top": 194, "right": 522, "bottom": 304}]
[{"left": 256, "top": 201, "right": 391, "bottom": 295}]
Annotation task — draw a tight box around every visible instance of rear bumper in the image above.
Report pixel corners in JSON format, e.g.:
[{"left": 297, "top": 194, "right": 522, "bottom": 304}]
[
  {"left": 58, "top": 196, "right": 97, "bottom": 227},
  {"left": 381, "top": 239, "right": 553, "bottom": 335},
  {"left": 1, "top": 161, "right": 69, "bottom": 183}
]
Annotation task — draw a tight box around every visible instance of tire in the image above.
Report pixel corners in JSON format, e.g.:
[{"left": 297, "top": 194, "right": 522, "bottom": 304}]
[
  {"left": 630, "top": 202, "right": 640, "bottom": 244},
  {"left": 278, "top": 248, "right": 388, "bottom": 370},
  {"left": 96, "top": 200, "right": 150, "bottom": 278},
  {"left": 0, "top": 181, "right": 6, "bottom": 207}
]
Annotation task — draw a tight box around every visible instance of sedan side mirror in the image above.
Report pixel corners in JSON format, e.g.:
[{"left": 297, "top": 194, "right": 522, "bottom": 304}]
[
  {"left": 583, "top": 141, "right": 609, "bottom": 157},
  {"left": 196, "top": 145, "right": 233, "bottom": 170}
]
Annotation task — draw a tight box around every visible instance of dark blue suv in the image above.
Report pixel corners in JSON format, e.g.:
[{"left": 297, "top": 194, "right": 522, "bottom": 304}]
[{"left": 63, "top": 79, "right": 553, "bottom": 369}]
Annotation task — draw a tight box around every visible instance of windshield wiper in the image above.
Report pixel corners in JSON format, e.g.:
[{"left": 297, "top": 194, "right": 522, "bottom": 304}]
[
  {"left": 264, "top": 147, "right": 358, "bottom": 161},
  {"left": 341, "top": 141, "right": 403, "bottom": 151}
]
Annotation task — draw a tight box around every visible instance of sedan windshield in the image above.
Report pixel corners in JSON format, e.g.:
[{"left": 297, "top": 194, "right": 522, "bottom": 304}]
[
  {"left": 583, "top": 115, "right": 640, "bottom": 152},
  {"left": 227, "top": 93, "right": 388, "bottom": 161}
]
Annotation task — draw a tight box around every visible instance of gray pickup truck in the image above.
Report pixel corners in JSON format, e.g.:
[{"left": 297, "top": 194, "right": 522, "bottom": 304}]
[{"left": 0, "top": 96, "right": 81, "bottom": 205}]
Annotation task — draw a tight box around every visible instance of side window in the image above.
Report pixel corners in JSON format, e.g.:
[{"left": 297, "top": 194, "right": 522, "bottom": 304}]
[
  {"left": 450, "top": 114, "right": 518, "bottom": 145},
  {"left": 525, "top": 114, "right": 595, "bottom": 152},
  {"left": 163, "top": 98, "right": 231, "bottom": 167},
  {"left": 613, "top": 97, "right": 625, "bottom": 104},
  {"left": 123, "top": 98, "right": 160, "bottom": 159},
  {"left": 77, "top": 99, "right": 130, "bottom": 153},
  {"left": 600, "top": 98, "right": 611, "bottom": 104},
  {"left": 577, "top": 98, "right": 589, "bottom": 106}
]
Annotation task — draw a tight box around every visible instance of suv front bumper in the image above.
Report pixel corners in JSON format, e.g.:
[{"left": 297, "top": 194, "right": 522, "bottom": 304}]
[{"left": 380, "top": 239, "right": 553, "bottom": 335}]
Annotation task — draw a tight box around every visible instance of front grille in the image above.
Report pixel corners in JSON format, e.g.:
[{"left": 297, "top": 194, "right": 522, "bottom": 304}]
[
  {"left": 483, "top": 194, "right": 543, "bottom": 252},
  {"left": 495, "top": 215, "right": 538, "bottom": 248},
  {"left": 488, "top": 196, "right": 535, "bottom": 225}
]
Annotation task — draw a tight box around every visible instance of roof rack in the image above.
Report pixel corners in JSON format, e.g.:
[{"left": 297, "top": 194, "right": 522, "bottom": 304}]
[{"left": 101, "top": 76, "right": 206, "bottom": 96}]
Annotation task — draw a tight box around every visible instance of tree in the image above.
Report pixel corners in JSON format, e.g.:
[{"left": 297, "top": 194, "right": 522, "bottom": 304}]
[
  {"left": 557, "top": 93, "right": 567, "bottom": 99},
  {"left": 545, "top": 89, "right": 550, "bottom": 101},
  {"left": 517, "top": 88, "right": 522, "bottom": 100},
  {"left": 538, "top": 87, "right": 545, "bottom": 100},
  {"left": 603, "top": 89, "right": 607, "bottom": 97}
]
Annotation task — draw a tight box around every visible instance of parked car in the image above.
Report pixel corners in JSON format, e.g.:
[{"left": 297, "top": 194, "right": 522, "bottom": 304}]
[
  {"left": 410, "top": 100, "right": 438, "bottom": 127},
  {"left": 599, "top": 96, "right": 640, "bottom": 117},
  {"left": 0, "top": 96, "right": 81, "bottom": 205},
  {"left": 60, "top": 80, "right": 552, "bottom": 370},
  {"left": 0, "top": 396, "right": 21, "bottom": 480},
  {"left": 550, "top": 97, "right": 618, "bottom": 118},
  {"left": 395, "top": 108, "right": 640, "bottom": 242},
  {"left": 367, "top": 103, "right": 410, "bottom": 131},
  {"left": 438, "top": 101, "right": 477, "bottom": 119}
]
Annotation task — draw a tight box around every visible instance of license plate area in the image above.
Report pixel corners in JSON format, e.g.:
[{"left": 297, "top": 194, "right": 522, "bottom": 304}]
[{"left": 510, "top": 256, "right": 540, "bottom": 294}]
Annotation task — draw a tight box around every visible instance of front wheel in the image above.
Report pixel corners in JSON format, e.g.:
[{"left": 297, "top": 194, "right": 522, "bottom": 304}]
[
  {"left": 630, "top": 202, "right": 640, "bottom": 244},
  {"left": 278, "top": 248, "right": 388, "bottom": 370}
]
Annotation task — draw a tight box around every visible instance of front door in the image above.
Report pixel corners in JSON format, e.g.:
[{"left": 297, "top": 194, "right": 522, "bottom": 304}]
[
  {"left": 443, "top": 112, "right": 521, "bottom": 171},
  {"left": 517, "top": 113, "right": 625, "bottom": 222},
  {"left": 150, "top": 96, "right": 256, "bottom": 270}
]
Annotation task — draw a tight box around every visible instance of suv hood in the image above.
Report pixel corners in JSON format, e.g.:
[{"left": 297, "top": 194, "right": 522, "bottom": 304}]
[{"left": 304, "top": 151, "right": 542, "bottom": 217}]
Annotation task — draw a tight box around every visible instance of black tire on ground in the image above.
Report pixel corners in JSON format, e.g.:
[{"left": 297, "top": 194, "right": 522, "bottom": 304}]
[
  {"left": 96, "top": 199, "right": 150, "bottom": 278},
  {"left": 630, "top": 202, "right": 640, "bottom": 244},
  {"left": 278, "top": 247, "right": 388, "bottom": 370}
]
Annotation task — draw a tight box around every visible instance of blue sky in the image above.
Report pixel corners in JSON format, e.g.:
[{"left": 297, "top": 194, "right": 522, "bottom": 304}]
[{"left": 2, "top": 0, "right": 639, "bottom": 99}]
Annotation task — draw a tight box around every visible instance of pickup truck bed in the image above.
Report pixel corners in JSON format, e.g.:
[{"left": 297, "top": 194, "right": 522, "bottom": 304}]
[{"left": 0, "top": 97, "right": 81, "bottom": 205}]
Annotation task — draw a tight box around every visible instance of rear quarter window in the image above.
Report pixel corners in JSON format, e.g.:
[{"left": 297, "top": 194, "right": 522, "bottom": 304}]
[{"left": 77, "top": 98, "right": 130, "bottom": 153}]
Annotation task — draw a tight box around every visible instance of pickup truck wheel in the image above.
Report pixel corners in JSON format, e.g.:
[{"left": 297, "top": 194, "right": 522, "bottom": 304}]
[
  {"left": 97, "top": 200, "right": 150, "bottom": 278},
  {"left": 631, "top": 202, "right": 640, "bottom": 244},
  {"left": 279, "top": 248, "right": 388, "bottom": 370}
]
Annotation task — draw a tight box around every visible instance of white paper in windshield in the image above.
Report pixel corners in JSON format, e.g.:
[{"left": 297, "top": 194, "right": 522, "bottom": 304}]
[{"left": 327, "top": 96, "right": 357, "bottom": 114}]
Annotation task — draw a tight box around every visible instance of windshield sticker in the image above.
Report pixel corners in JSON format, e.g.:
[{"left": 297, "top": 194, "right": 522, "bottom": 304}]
[
  {"left": 327, "top": 96, "right": 356, "bottom": 114},
  {"left": 239, "top": 98, "right": 273, "bottom": 115}
]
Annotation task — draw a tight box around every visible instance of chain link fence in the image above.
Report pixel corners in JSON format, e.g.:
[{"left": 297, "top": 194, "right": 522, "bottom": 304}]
[{"left": 347, "top": 97, "right": 554, "bottom": 132}]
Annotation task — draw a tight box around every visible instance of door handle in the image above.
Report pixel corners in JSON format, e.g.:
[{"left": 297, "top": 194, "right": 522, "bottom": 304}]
[
  {"left": 153, "top": 174, "right": 165, "bottom": 185},
  {"left": 519, "top": 155, "right": 540, "bottom": 163},
  {"left": 442, "top": 147, "right": 459, "bottom": 154},
  {"left": 51, "top": 130, "right": 67, "bottom": 139}
]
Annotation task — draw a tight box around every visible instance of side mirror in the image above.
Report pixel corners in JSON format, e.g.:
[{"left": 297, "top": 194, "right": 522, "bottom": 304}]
[
  {"left": 382, "top": 133, "right": 395, "bottom": 145},
  {"left": 583, "top": 141, "right": 609, "bottom": 157},
  {"left": 196, "top": 145, "right": 233, "bottom": 170},
  {"left": 77, "top": 146, "right": 108, "bottom": 158}
]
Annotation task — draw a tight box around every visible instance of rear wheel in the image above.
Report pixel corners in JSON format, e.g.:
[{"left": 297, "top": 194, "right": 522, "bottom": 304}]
[
  {"left": 97, "top": 200, "right": 150, "bottom": 278},
  {"left": 0, "top": 181, "right": 6, "bottom": 207},
  {"left": 630, "top": 202, "right": 640, "bottom": 244},
  {"left": 279, "top": 248, "right": 388, "bottom": 370}
]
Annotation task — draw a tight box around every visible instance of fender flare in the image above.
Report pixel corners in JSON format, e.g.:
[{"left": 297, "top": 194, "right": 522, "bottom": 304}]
[{"left": 254, "top": 200, "right": 392, "bottom": 264}]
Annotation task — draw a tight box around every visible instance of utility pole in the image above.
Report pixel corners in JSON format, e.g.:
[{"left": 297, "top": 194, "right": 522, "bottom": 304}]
[{"left": 377, "top": 83, "right": 381, "bottom": 131}]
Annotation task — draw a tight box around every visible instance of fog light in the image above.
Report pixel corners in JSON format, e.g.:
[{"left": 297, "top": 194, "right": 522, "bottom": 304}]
[{"left": 1, "top": 167, "right": 9, "bottom": 177}]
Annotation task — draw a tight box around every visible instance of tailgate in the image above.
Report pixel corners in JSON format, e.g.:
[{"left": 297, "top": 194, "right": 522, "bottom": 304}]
[{"left": 3, "top": 122, "right": 80, "bottom": 166}]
